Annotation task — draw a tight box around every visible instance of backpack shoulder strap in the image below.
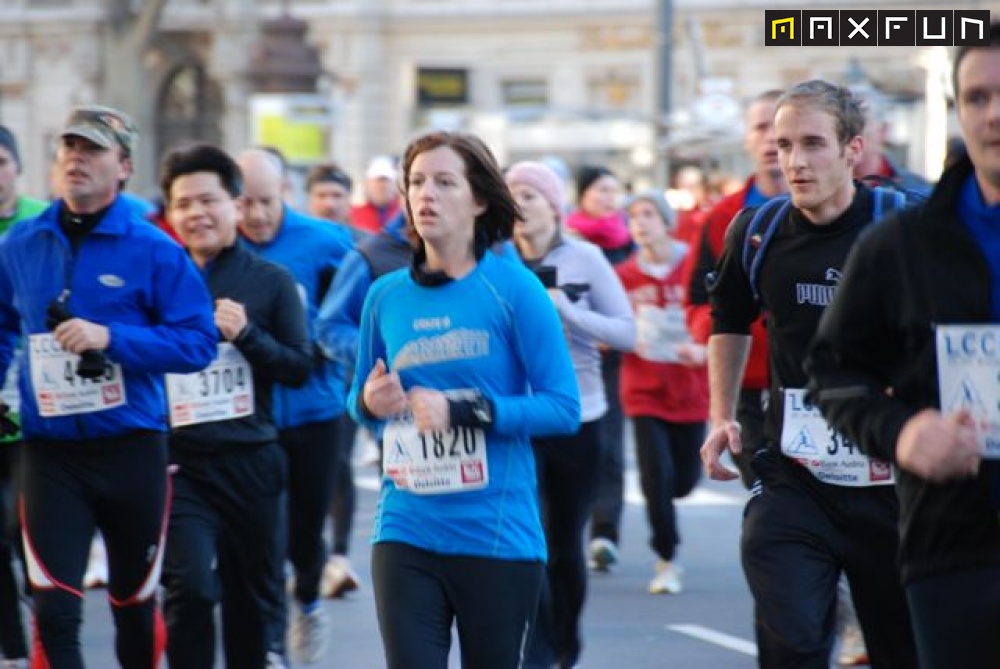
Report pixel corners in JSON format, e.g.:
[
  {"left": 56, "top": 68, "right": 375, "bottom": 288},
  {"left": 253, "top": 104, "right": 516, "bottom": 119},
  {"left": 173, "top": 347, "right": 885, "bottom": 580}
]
[
  {"left": 742, "top": 196, "right": 793, "bottom": 301},
  {"left": 871, "top": 185, "right": 906, "bottom": 222}
]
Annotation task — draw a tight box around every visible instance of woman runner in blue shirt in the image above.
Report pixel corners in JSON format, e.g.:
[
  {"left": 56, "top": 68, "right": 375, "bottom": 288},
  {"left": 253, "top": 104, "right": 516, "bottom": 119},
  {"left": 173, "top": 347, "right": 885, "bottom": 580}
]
[{"left": 350, "top": 130, "right": 580, "bottom": 669}]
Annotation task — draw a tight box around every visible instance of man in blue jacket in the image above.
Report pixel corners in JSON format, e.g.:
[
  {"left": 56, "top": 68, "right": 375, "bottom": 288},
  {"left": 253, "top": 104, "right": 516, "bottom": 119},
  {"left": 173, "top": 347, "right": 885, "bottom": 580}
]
[
  {"left": 237, "top": 148, "right": 353, "bottom": 665},
  {"left": 0, "top": 105, "right": 216, "bottom": 668}
]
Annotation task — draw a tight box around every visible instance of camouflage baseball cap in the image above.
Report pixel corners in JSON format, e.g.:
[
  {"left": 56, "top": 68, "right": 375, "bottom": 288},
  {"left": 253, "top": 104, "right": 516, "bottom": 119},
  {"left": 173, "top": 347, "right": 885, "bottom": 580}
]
[{"left": 60, "top": 105, "right": 138, "bottom": 155}]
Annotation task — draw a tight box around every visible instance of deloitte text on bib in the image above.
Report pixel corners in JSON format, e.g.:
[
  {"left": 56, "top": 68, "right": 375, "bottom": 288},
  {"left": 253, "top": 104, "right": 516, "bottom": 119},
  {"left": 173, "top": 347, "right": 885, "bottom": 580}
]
[{"left": 780, "top": 389, "right": 893, "bottom": 486}]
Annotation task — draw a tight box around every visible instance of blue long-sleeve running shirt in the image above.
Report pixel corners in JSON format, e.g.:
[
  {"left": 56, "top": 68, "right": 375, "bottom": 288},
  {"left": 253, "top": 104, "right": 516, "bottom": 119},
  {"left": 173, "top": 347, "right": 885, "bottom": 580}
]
[{"left": 349, "top": 250, "right": 581, "bottom": 560}]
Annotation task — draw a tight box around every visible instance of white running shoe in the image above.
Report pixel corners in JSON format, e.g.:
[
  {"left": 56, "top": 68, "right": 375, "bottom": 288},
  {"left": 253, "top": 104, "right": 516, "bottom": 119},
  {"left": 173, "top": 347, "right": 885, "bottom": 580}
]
[
  {"left": 648, "top": 560, "right": 684, "bottom": 595},
  {"left": 289, "top": 606, "right": 329, "bottom": 664},
  {"left": 358, "top": 428, "right": 382, "bottom": 467},
  {"left": 83, "top": 537, "right": 108, "bottom": 589},
  {"left": 588, "top": 538, "right": 619, "bottom": 572},
  {"left": 265, "top": 651, "right": 288, "bottom": 669},
  {"left": 837, "top": 620, "right": 869, "bottom": 666},
  {"left": 321, "top": 555, "right": 361, "bottom": 599}
]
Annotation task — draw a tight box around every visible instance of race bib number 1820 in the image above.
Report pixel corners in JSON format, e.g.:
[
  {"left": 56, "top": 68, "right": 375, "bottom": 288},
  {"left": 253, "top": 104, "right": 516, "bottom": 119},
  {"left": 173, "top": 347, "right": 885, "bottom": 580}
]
[{"left": 382, "top": 417, "right": 488, "bottom": 495}]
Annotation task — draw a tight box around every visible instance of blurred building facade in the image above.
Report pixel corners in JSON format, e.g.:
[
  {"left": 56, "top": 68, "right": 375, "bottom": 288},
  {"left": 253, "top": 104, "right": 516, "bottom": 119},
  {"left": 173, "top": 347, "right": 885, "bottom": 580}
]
[{"left": 0, "top": 0, "right": 992, "bottom": 198}]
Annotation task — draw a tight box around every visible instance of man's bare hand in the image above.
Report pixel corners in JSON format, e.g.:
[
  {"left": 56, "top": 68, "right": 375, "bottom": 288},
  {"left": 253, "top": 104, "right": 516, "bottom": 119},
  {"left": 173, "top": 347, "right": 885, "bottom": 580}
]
[
  {"left": 215, "top": 299, "right": 248, "bottom": 342},
  {"left": 700, "top": 420, "right": 743, "bottom": 481},
  {"left": 53, "top": 318, "right": 109, "bottom": 354},
  {"left": 896, "top": 408, "right": 980, "bottom": 482}
]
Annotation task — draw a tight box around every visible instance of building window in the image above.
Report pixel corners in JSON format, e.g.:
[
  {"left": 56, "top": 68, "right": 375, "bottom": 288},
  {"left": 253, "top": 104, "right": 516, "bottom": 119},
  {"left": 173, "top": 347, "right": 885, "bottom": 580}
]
[
  {"left": 416, "top": 68, "right": 469, "bottom": 108},
  {"left": 156, "top": 64, "right": 222, "bottom": 157},
  {"left": 501, "top": 78, "right": 549, "bottom": 108},
  {"left": 587, "top": 71, "right": 639, "bottom": 112}
]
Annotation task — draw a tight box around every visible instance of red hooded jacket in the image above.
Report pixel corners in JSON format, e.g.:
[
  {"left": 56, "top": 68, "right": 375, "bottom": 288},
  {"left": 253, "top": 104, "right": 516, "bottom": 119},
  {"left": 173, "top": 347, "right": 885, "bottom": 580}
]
[{"left": 686, "top": 178, "right": 770, "bottom": 390}]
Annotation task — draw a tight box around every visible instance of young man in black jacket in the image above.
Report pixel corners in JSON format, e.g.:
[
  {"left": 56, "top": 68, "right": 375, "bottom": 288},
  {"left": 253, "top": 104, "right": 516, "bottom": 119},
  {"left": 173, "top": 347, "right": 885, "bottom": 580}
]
[
  {"left": 157, "top": 144, "right": 313, "bottom": 669},
  {"left": 807, "top": 23, "right": 1000, "bottom": 669},
  {"left": 700, "top": 80, "right": 917, "bottom": 668}
]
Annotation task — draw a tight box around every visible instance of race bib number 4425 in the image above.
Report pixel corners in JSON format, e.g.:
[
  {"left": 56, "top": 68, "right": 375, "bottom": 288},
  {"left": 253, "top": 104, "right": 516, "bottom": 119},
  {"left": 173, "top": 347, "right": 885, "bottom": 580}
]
[{"left": 28, "top": 333, "right": 125, "bottom": 417}]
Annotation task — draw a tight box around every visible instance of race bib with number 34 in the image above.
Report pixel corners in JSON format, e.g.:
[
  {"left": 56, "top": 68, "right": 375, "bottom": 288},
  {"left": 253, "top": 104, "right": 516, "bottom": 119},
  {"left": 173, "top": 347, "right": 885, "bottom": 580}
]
[{"left": 780, "top": 388, "right": 894, "bottom": 487}]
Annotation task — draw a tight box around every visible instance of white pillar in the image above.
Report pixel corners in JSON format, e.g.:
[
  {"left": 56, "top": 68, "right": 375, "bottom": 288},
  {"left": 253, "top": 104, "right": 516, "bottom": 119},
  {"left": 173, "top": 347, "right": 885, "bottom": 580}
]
[{"left": 919, "top": 46, "right": 950, "bottom": 182}]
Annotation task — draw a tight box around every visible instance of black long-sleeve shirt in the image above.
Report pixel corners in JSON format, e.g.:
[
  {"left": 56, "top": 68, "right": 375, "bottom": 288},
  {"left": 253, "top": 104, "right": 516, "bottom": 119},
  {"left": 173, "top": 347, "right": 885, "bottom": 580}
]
[
  {"left": 807, "top": 156, "right": 1000, "bottom": 583},
  {"left": 171, "top": 243, "right": 311, "bottom": 452},
  {"left": 709, "top": 185, "right": 876, "bottom": 445}
]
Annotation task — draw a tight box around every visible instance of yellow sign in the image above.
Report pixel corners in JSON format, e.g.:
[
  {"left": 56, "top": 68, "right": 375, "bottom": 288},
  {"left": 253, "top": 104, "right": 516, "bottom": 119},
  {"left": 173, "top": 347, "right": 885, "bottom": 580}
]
[
  {"left": 416, "top": 68, "right": 469, "bottom": 107},
  {"left": 772, "top": 16, "right": 795, "bottom": 39},
  {"left": 257, "top": 114, "right": 325, "bottom": 164}
]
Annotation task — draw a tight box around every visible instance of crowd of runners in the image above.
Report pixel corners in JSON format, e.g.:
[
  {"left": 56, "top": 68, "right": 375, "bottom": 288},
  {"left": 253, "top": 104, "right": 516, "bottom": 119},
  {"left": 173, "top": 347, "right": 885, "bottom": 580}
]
[{"left": 0, "top": 21, "right": 997, "bottom": 669}]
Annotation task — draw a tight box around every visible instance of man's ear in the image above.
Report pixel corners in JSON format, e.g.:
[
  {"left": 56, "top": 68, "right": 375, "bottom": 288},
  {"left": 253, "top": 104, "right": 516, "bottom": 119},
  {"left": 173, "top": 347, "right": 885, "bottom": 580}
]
[
  {"left": 118, "top": 153, "right": 134, "bottom": 182},
  {"left": 845, "top": 135, "right": 864, "bottom": 169}
]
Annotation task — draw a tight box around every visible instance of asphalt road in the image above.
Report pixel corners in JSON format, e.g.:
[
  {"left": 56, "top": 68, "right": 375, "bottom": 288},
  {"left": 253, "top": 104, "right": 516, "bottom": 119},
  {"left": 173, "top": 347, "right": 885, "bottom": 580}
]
[{"left": 58, "top": 452, "right": 765, "bottom": 668}]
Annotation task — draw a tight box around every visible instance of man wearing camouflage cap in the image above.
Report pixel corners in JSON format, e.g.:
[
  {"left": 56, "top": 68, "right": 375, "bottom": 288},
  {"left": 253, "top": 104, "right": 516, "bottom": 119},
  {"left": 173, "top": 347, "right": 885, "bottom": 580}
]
[{"left": 0, "top": 105, "right": 217, "bottom": 667}]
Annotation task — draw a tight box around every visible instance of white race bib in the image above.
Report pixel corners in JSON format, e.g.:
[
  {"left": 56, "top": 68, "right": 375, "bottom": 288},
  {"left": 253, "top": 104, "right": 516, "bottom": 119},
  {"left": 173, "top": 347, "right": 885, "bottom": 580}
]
[
  {"left": 780, "top": 389, "right": 894, "bottom": 486},
  {"left": 935, "top": 324, "right": 1000, "bottom": 458},
  {"left": 635, "top": 303, "right": 691, "bottom": 363},
  {"left": 1, "top": 356, "right": 20, "bottom": 415},
  {"left": 28, "top": 333, "right": 126, "bottom": 417},
  {"left": 382, "top": 415, "right": 488, "bottom": 495},
  {"left": 166, "top": 343, "right": 254, "bottom": 428}
]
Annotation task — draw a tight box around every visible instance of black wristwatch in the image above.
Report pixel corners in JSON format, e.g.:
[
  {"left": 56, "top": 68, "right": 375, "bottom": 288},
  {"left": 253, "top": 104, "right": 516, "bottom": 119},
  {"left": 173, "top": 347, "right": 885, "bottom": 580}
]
[
  {"left": 471, "top": 394, "right": 494, "bottom": 428},
  {"left": 449, "top": 393, "right": 495, "bottom": 429}
]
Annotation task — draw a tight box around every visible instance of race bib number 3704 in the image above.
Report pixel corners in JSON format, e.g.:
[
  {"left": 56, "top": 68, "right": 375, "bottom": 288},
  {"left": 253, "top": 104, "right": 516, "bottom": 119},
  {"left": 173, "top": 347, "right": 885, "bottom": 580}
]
[
  {"left": 166, "top": 343, "right": 254, "bottom": 428},
  {"left": 28, "top": 333, "right": 126, "bottom": 417}
]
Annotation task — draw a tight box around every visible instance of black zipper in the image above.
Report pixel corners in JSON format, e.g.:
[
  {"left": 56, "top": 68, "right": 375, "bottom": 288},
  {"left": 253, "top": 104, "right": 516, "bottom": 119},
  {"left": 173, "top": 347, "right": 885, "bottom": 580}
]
[{"left": 52, "top": 225, "right": 89, "bottom": 440}]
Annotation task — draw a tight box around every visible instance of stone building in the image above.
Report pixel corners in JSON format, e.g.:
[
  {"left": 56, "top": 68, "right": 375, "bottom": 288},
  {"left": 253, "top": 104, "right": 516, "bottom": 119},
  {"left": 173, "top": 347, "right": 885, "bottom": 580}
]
[{"left": 0, "top": 0, "right": 992, "bottom": 199}]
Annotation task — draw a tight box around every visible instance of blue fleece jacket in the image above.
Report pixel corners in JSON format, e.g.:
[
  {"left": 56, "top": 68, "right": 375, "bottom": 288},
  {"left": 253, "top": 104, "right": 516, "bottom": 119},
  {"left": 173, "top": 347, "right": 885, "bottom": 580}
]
[
  {"left": 240, "top": 206, "right": 353, "bottom": 428},
  {"left": 0, "top": 196, "right": 216, "bottom": 439}
]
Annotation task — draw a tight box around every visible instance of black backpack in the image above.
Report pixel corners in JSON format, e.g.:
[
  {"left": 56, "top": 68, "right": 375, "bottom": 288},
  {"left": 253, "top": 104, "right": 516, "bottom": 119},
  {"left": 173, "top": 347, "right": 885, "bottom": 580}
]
[{"left": 741, "top": 186, "right": 907, "bottom": 301}]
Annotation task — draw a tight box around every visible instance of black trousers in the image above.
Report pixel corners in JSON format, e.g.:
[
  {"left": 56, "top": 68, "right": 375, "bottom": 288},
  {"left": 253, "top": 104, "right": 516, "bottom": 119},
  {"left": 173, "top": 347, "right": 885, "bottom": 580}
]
[
  {"left": 906, "top": 564, "right": 1000, "bottom": 669},
  {"left": 162, "top": 441, "right": 287, "bottom": 669},
  {"left": 281, "top": 417, "right": 341, "bottom": 604},
  {"left": 741, "top": 447, "right": 917, "bottom": 669},
  {"left": 590, "top": 350, "right": 624, "bottom": 544},
  {"left": 21, "top": 433, "right": 169, "bottom": 669},
  {"left": 329, "top": 412, "right": 358, "bottom": 556},
  {"left": 525, "top": 419, "right": 604, "bottom": 669},
  {"left": 731, "top": 388, "right": 768, "bottom": 490},
  {"left": 0, "top": 443, "right": 26, "bottom": 660},
  {"left": 372, "top": 541, "right": 543, "bottom": 669},
  {"left": 632, "top": 417, "right": 704, "bottom": 561}
]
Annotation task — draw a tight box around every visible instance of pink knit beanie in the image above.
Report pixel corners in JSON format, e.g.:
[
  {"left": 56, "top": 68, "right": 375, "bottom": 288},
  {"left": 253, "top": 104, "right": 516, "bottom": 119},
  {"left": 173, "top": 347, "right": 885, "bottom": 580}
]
[{"left": 505, "top": 161, "right": 567, "bottom": 218}]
